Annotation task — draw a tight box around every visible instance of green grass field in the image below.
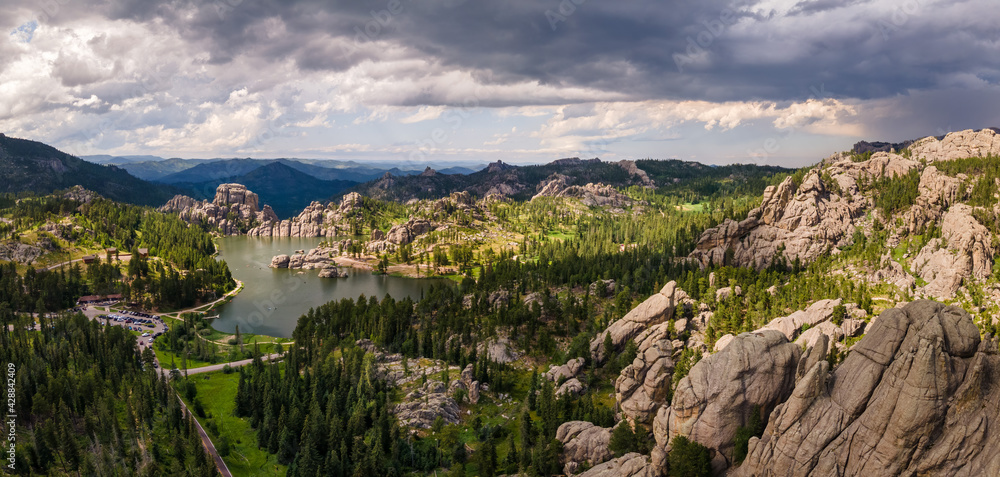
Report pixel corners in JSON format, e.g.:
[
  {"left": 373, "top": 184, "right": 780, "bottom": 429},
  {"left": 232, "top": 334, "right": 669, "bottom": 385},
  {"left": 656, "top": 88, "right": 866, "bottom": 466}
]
[
  {"left": 153, "top": 346, "right": 215, "bottom": 369},
  {"left": 181, "top": 371, "right": 287, "bottom": 476},
  {"left": 678, "top": 202, "right": 705, "bottom": 212}
]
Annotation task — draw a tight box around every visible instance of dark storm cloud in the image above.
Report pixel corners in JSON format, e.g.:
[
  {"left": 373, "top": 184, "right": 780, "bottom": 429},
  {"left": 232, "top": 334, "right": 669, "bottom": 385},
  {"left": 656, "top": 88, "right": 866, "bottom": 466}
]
[{"left": 13, "top": 0, "right": 1000, "bottom": 107}]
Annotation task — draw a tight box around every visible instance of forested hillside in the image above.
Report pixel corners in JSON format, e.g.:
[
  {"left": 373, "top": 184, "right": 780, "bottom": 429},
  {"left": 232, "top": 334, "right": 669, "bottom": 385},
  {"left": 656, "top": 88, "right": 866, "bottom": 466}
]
[
  {"left": 1, "top": 313, "right": 219, "bottom": 475},
  {"left": 1, "top": 191, "right": 234, "bottom": 311},
  {"left": 0, "top": 134, "right": 185, "bottom": 206}
]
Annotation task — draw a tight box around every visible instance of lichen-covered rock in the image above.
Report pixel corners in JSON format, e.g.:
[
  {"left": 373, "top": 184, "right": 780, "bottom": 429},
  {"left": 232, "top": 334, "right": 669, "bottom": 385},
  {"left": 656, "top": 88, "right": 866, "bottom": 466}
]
[
  {"left": 546, "top": 358, "right": 586, "bottom": 383},
  {"left": 912, "top": 204, "right": 993, "bottom": 299},
  {"left": 736, "top": 300, "right": 1000, "bottom": 477},
  {"left": 163, "top": 184, "right": 278, "bottom": 235},
  {"left": 557, "top": 421, "right": 613, "bottom": 475},
  {"left": 762, "top": 299, "right": 841, "bottom": 341},
  {"left": 318, "top": 263, "right": 346, "bottom": 278},
  {"left": 393, "top": 380, "right": 461, "bottom": 429},
  {"left": 269, "top": 254, "right": 290, "bottom": 268},
  {"left": 576, "top": 452, "right": 655, "bottom": 477},
  {"left": 616, "top": 322, "right": 674, "bottom": 424},
  {"left": 557, "top": 378, "right": 585, "bottom": 397},
  {"left": 689, "top": 153, "right": 918, "bottom": 270},
  {"left": 908, "top": 128, "right": 1000, "bottom": 161},
  {"left": 657, "top": 330, "right": 801, "bottom": 473},
  {"left": 386, "top": 218, "right": 435, "bottom": 245},
  {"left": 591, "top": 281, "right": 690, "bottom": 363}
]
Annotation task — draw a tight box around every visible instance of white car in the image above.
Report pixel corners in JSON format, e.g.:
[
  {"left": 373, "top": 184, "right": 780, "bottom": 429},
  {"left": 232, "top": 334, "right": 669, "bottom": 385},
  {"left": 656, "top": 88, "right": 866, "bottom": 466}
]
[
  {"left": 142, "top": 332, "right": 150, "bottom": 337},
  {"left": 147, "top": 338, "right": 153, "bottom": 343}
]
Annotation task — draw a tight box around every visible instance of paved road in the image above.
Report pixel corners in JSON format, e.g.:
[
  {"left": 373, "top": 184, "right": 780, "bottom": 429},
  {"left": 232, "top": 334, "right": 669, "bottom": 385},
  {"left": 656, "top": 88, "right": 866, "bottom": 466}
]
[
  {"left": 173, "top": 392, "right": 234, "bottom": 477},
  {"left": 179, "top": 353, "right": 282, "bottom": 376}
]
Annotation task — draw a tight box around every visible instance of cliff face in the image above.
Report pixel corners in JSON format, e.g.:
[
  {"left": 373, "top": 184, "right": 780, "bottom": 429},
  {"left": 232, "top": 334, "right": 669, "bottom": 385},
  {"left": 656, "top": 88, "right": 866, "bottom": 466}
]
[
  {"left": 689, "top": 152, "right": 919, "bottom": 270},
  {"left": 689, "top": 128, "right": 998, "bottom": 300},
  {"left": 736, "top": 301, "right": 1000, "bottom": 477},
  {"left": 160, "top": 183, "right": 277, "bottom": 235},
  {"left": 564, "top": 129, "right": 1000, "bottom": 477}
]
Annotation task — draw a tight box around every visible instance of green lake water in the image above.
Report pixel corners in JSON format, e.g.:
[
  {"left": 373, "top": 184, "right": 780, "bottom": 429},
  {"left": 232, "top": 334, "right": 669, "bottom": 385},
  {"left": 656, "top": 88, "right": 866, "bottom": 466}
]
[{"left": 211, "top": 236, "right": 448, "bottom": 338}]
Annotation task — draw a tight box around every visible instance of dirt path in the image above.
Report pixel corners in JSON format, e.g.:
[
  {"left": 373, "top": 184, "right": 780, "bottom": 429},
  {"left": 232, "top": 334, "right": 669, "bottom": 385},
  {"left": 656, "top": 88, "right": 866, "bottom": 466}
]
[{"left": 44, "top": 253, "right": 133, "bottom": 270}]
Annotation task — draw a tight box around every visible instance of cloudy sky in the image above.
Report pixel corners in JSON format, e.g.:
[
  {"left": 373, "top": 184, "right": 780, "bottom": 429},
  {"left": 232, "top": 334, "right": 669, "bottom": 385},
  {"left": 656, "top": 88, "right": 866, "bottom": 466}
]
[{"left": 2, "top": 0, "right": 998, "bottom": 167}]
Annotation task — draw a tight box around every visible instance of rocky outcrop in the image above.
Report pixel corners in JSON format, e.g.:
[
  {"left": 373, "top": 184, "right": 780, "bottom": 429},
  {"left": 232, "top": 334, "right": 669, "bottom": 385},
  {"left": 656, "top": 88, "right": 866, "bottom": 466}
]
[
  {"left": 557, "top": 421, "right": 614, "bottom": 475},
  {"left": 762, "top": 298, "right": 841, "bottom": 341},
  {"left": 385, "top": 218, "right": 435, "bottom": 245},
  {"left": 393, "top": 380, "right": 461, "bottom": 429},
  {"left": 480, "top": 337, "right": 520, "bottom": 363},
  {"left": 903, "top": 165, "right": 965, "bottom": 235},
  {"left": 736, "top": 301, "right": 1000, "bottom": 477},
  {"left": 546, "top": 358, "right": 586, "bottom": 383},
  {"left": 162, "top": 183, "right": 277, "bottom": 235},
  {"left": 557, "top": 378, "right": 585, "bottom": 397},
  {"left": 577, "top": 453, "right": 655, "bottom": 477},
  {"left": 912, "top": 204, "right": 993, "bottom": 299},
  {"left": 270, "top": 254, "right": 290, "bottom": 268},
  {"left": 0, "top": 242, "right": 45, "bottom": 265},
  {"left": 532, "top": 173, "right": 633, "bottom": 208},
  {"left": 62, "top": 185, "right": 97, "bottom": 204},
  {"left": 589, "top": 279, "right": 616, "bottom": 297},
  {"left": 869, "top": 255, "right": 916, "bottom": 290},
  {"left": 590, "top": 281, "right": 691, "bottom": 363},
  {"left": 908, "top": 128, "right": 1000, "bottom": 161},
  {"left": 653, "top": 330, "right": 802, "bottom": 473},
  {"left": 318, "top": 263, "right": 347, "bottom": 278},
  {"left": 618, "top": 160, "right": 655, "bottom": 188},
  {"left": 248, "top": 201, "right": 329, "bottom": 237},
  {"left": 616, "top": 322, "right": 674, "bottom": 424},
  {"left": 689, "top": 153, "right": 918, "bottom": 270}
]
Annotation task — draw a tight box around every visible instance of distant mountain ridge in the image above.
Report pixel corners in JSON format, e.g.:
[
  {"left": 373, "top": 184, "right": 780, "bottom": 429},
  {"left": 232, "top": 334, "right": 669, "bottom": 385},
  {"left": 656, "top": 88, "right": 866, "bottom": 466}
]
[
  {"left": 0, "top": 134, "right": 185, "bottom": 206},
  {"left": 86, "top": 155, "right": 484, "bottom": 182},
  {"left": 342, "top": 157, "right": 791, "bottom": 202}
]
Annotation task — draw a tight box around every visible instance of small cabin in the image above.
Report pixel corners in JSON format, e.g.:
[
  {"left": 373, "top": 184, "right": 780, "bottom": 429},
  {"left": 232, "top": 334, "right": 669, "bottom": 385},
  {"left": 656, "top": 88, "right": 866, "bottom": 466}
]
[
  {"left": 138, "top": 248, "right": 149, "bottom": 258},
  {"left": 106, "top": 247, "right": 118, "bottom": 254},
  {"left": 82, "top": 255, "right": 96, "bottom": 264}
]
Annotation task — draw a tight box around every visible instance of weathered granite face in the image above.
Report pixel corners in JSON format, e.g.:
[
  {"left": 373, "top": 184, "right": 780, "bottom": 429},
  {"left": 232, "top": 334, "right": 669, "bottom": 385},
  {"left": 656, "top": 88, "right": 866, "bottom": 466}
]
[{"left": 736, "top": 300, "right": 1000, "bottom": 477}]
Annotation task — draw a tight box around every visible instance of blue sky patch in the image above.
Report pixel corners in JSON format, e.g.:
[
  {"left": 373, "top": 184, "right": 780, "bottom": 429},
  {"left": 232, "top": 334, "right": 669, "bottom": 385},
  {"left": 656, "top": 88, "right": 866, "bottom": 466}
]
[{"left": 10, "top": 20, "right": 38, "bottom": 43}]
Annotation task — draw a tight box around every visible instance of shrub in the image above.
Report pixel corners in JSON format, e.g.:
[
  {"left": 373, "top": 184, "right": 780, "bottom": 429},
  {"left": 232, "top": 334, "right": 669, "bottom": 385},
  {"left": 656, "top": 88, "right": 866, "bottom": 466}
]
[
  {"left": 609, "top": 421, "right": 639, "bottom": 457},
  {"left": 732, "top": 405, "right": 763, "bottom": 465},
  {"left": 831, "top": 304, "right": 846, "bottom": 326},
  {"left": 668, "top": 435, "right": 712, "bottom": 477}
]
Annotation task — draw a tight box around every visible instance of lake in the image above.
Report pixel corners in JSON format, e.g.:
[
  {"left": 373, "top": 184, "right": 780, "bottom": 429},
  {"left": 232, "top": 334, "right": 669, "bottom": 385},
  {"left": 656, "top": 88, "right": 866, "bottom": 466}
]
[{"left": 210, "top": 236, "right": 448, "bottom": 338}]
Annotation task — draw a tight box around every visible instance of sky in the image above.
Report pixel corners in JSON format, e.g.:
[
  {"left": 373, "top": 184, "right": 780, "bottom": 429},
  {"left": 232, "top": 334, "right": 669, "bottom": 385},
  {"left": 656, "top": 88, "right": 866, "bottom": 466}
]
[{"left": 1, "top": 0, "right": 998, "bottom": 168}]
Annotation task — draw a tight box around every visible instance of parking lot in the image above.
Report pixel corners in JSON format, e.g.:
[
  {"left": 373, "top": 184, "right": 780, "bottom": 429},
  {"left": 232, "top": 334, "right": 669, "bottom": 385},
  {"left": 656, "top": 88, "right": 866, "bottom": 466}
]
[{"left": 82, "top": 306, "right": 169, "bottom": 366}]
